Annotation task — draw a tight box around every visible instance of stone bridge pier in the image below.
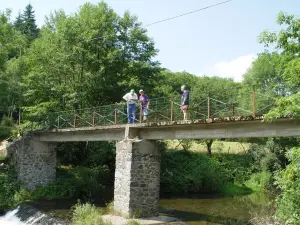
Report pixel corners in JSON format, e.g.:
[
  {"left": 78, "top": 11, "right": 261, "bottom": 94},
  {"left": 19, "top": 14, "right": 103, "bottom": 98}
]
[
  {"left": 7, "top": 137, "right": 56, "bottom": 190},
  {"left": 114, "top": 139, "right": 161, "bottom": 217}
]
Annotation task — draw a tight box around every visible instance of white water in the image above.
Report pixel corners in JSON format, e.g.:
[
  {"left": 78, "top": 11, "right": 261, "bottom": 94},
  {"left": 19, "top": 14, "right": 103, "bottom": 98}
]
[
  {"left": 0, "top": 207, "right": 47, "bottom": 225},
  {"left": 0, "top": 208, "right": 24, "bottom": 225}
]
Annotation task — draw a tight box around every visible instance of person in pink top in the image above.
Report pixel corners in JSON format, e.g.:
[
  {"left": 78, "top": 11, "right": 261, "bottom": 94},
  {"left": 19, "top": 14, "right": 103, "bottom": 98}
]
[{"left": 139, "top": 90, "right": 150, "bottom": 121}]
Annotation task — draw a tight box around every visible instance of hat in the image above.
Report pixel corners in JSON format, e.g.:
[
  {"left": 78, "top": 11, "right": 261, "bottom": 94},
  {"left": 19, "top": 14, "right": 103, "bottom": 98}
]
[
  {"left": 139, "top": 89, "right": 144, "bottom": 93},
  {"left": 130, "top": 89, "right": 135, "bottom": 94}
]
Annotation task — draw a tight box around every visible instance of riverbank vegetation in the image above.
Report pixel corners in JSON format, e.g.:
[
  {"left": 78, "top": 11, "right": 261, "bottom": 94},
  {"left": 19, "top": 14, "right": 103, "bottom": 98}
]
[{"left": 0, "top": 1, "right": 300, "bottom": 224}]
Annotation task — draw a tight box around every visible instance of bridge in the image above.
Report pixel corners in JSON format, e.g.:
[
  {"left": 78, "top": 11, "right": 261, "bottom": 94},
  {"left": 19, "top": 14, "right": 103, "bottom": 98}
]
[{"left": 7, "top": 91, "right": 300, "bottom": 218}]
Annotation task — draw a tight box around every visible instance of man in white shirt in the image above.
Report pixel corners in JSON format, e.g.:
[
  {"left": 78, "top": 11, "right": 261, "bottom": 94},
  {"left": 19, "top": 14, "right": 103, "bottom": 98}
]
[{"left": 123, "top": 89, "right": 138, "bottom": 123}]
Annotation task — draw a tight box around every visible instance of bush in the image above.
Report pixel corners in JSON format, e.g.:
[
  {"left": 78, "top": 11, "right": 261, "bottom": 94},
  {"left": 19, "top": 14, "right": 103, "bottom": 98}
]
[
  {"left": 32, "top": 178, "right": 77, "bottom": 200},
  {"left": 245, "top": 172, "right": 273, "bottom": 191},
  {"left": 275, "top": 147, "right": 300, "bottom": 224},
  {"left": 31, "top": 166, "right": 111, "bottom": 201},
  {"left": 11, "top": 165, "right": 112, "bottom": 205},
  {"left": 160, "top": 150, "right": 232, "bottom": 194},
  {"left": 0, "top": 167, "right": 19, "bottom": 210},
  {"left": 72, "top": 202, "right": 107, "bottom": 225},
  {"left": 213, "top": 152, "right": 254, "bottom": 184},
  {"left": 56, "top": 142, "right": 116, "bottom": 169}
]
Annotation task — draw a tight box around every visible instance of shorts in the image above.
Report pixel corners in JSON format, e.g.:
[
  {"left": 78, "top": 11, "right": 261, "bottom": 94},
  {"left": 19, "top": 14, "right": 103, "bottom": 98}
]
[{"left": 181, "top": 105, "right": 188, "bottom": 111}]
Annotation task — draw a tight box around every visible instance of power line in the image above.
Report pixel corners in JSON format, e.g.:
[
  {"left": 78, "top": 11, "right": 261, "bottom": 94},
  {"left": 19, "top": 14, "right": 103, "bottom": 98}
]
[
  {"left": 145, "top": 0, "right": 233, "bottom": 27},
  {"left": 85, "top": 0, "right": 233, "bottom": 42}
]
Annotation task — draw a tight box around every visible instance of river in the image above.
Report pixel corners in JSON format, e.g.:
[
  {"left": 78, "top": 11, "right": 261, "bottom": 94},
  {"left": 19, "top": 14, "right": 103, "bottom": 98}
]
[{"left": 0, "top": 192, "right": 272, "bottom": 225}]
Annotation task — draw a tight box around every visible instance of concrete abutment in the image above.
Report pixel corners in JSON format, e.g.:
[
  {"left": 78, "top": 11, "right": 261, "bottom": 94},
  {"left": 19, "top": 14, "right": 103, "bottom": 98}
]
[{"left": 114, "top": 139, "right": 161, "bottom": 217}]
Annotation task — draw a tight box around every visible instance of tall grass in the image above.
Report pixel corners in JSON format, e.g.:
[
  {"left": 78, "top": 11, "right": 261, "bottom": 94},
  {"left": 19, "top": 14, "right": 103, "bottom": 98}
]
[{"left": 72, "top": 202, "right": 111, "bottom": 225}]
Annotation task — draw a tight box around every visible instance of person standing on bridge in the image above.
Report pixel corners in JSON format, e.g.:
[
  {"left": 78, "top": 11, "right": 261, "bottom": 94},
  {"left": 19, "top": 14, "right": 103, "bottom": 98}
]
[
  {"left": 139, "top": 90, "right": 150, "bottom": 121},
  {"left": 181, "top": 85, "right": 190, "bottom": 121},
  {"left": 123, "top": 89, "right": 138, "bottom": 123}
]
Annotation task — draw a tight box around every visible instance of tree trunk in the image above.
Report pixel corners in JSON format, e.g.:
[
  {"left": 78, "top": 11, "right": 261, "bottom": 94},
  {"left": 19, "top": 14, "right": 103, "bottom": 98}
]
[{"left": 206, "top": 139, "right": 213, "bottom": 156}]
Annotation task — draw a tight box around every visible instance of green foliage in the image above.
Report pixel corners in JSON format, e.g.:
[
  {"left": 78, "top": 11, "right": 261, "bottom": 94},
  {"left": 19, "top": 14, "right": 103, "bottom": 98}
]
[
  {"left": 55, "top": 166, "right": 111, "bottom": 200},
  {"left": 1, "top": 116, "right": 14, "bottom": 127},
  {"left": 213, "top": 152, "right": 254, "bottom": 184},
  {"left": 154, "top": 70, "right": 198, "bottom": 96},
  {"left": 20, "top": 4, "right": 39, "bottom": 41},
  {"left": 245, "top": 172, "right": 273, "bottom": 191},
  {"left": 0, "top": 166, "right": 19, "bottom": 210},
  {"left": 275, "top": 148, "right": 300, "bottom": 224},
  {"left": 12, "top": 165, "right": 111, "bottom": 205},
  {"left": 257, "top": 12, "right": 300, "bottom": 121},
  {"left": 0, "top": 125, "right": 12, "bottom": 140},
  {"left": 258, "top": 11, "right": 300, "bottom": 55},
  {"left": 265, "top": 92, "right": 300, "bottom": 121},
  {"left": 56, "top": 141, "right": 116, "bottom": 169},
  {"left": 33, "top": 177, "right": 77, "bottom": 200},
  {"left": 160, "top": 149, "right": 253, "bottom": 195},
  {"left": 21, "top": 1, "right": 160, "bottom": 121},
  {"left": 71, "top": 202, "right": 108, "bottom": 225},
  {"left": 0, "top": 12, "right": 26, "bottom": 114},
  {"left": 0, "top": 117, "right": 17, "bottom": 140},
  {"left": 243, "top": 52, "right": 291, "bottom": 97}
]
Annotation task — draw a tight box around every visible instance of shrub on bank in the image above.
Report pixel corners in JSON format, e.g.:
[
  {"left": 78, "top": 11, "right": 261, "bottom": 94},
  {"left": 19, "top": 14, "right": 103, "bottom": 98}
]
[
  {"left": 3, "top": 165, "right": 112, "bottom": 210},
  {"left": 245, "top": 172, "right": 273, "bottom": 191},
  {"left": 160, "top": 149, "right": 252, "bottom": 195},
  {"left": 275, "top": 147, "right": 300, "bottom": 224},
  {"left": 72, "top": 202, "right": 107, "bottom": 225},
  {"left": 29, "top": 166, "right": 111, "bottom": 201},
  {"left": 0, "top": 167, "right": 19, "bottom": 210}
]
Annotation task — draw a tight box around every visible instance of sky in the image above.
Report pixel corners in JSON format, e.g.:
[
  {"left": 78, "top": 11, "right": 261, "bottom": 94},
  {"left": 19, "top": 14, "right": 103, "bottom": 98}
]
[{"left": 2, "top": 0, "right": 300, "bottom": 81}]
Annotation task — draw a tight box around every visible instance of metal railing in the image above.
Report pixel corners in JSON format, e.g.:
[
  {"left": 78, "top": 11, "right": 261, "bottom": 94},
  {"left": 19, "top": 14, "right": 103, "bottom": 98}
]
[{"left": 38, "top": 89, "right": 276, "bottom": 130}]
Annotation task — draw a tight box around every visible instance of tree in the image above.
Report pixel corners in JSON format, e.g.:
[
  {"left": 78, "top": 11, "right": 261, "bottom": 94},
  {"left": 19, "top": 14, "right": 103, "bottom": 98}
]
[
  {"left": 21, "top": 4, "right": 39, "bottom": 41},
  {"left": 14, "top": 12, "right": 23, "bottom": 31},
  {"left": 259, "top": 12, "right": 300, "bottom": 120},
  {"left": 243, "top": 52, "right": 291, "bottom": 97},
  {"left": 154, "top": 70, "right": 198, "bottom": 97},
  {"left": 0, "top": 11, "right": 27, "bottom": 114},
  {"left": 258, "top": 11, "right": 300, "bottom": 56},
  {"left": 22, "top": 2, "right": 160, "bottom": 122}
]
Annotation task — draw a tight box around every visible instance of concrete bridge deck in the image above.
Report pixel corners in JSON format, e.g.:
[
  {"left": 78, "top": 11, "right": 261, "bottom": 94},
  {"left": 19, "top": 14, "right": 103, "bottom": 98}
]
[{"left": 33, "top": 118, "right": 300, "bottom": 142}]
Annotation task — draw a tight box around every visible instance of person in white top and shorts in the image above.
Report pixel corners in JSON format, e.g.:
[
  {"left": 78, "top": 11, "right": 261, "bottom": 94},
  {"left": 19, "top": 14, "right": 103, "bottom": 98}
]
[{"left": 123, "top": 89, "right": 138, "bottom": 123}]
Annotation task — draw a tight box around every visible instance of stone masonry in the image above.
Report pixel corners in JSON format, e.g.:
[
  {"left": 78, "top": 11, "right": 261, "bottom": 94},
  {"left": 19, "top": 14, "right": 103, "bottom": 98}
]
[
  {"left": 114, "top": 139, "right": 161, "bottom": 217},
  {"left": 7, "top": 137, "right": 56, "bottom": 190}
]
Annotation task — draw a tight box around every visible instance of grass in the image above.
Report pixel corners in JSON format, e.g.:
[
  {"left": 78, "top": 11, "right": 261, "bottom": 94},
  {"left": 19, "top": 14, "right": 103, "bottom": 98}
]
[
  {"left": 72, "top": 202, "right": 112, "bottom": 225},
  {"left": 72, "top": 202, "right": 141, "bottom": 225},
  {"left": 166, "top": 140, "right": 250, "bottom": 154}
]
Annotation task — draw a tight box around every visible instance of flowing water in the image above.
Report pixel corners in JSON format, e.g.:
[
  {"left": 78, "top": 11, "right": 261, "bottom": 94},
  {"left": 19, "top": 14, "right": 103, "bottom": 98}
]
[
  {"left": 160, "top": 192, "right": 272, "bottom": 225},
  {"left": 0, "top": 192, "right": 272, "bottom": 225}
]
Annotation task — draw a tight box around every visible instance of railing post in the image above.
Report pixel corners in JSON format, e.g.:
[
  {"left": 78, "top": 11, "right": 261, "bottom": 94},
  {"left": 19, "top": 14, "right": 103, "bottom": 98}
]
[
  {"left": 139, "top": 102, "right": 142, "bottom": 123},
  {"left": 73, "top": 110, "right": 76, "bottom": 128},
  {"left": 114, "top": 104, "right": 118, "bottom": 125},
  {"left": 170, "top": 96, "right": 174, "bottom": 121},
  {"left": 57, "top": 115, "right": 60, "bottom": 129},
  {"left": 92, "top": 108, "right": 95, "bottom": 127},
  {"left": 232, "top": 104, "right": 235, "bottom": 116},
  {"left": 252, "top": 86, "right": 256, "bottom": 117},
  {"left": 207, "top": 96, "right": 210, "bottom": 119}
]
